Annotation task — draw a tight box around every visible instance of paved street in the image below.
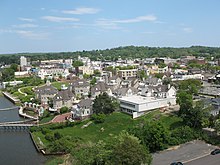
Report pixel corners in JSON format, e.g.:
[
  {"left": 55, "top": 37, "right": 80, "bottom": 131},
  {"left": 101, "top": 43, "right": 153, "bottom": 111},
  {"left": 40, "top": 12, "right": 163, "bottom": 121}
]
[
  {"left": 185, "top": 154, "right": 220, "bottom": 165},
  {"left": 152, "top": 140, "right": 217, "bottom": 165}
]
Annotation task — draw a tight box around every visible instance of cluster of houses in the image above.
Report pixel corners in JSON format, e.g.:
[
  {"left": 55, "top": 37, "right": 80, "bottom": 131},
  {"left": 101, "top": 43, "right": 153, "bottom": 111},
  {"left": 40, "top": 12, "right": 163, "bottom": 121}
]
[
  {"left": 34, "top": 74, "right": 177, "bottom": 119},
  {"left": 2, "top": 55, "right": 220, "bottom": 119}
]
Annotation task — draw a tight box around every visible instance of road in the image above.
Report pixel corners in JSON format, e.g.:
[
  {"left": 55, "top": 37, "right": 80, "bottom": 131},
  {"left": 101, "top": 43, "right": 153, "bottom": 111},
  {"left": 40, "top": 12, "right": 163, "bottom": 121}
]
[
  {"left": 185, "top": 154, "right": 220, "bottom": 165},
  {"left": 152, "top": 140, "right": 217, "bottom": 165}
]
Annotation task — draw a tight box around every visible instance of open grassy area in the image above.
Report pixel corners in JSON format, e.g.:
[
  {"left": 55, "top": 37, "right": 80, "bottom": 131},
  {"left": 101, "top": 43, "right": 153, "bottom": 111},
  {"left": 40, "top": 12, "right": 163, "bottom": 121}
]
[
  {"left": 51, "top": 82, "right": 69, "bottom": 90},
  {"left": 39, "top": 116, "right": 55, "bottom": 124},
  {"left": 32, "top": 111, "right": 183, "bottom": 148}
]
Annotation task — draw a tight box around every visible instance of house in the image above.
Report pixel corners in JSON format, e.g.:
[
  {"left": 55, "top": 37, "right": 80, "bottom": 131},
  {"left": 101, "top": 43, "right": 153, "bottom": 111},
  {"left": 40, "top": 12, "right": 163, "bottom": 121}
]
[
  {"left": 119, "top": 85, "right": 176, "bottom": 118},
  {"left": 144, "top": 77, "right": 162, "bottom": 86},
  {"left": 53, "top": 88, "right": 74, "bottom": 110},
  {"left": 35, "top": 81, "right": 58, "bottom": 105},
  {"left": 78, "top": 65, "right": 94, "bottom": 75},
  {"left": 120, "top": 78, "right": 139, "bottom": 88},
  {"left": 72, "top": 99, "right": 93, "bottom": 120},
  {"left": 141, "top": 85, "right": 176, "bottom": 99},
  {"left": 70, "top": 79, "right": 90, "bottom": 99},
  {"left": 114, "top": 87, "right": 138, "bottom": 98},
  {"left": 107, "top": 75, "right": 122, "bottom": 89}
]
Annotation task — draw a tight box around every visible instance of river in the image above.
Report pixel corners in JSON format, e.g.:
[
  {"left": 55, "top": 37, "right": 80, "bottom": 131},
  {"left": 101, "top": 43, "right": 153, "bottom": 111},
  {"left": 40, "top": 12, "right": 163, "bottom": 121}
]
[{"left": 0, "top": 96, "right": 46, "bottom": 165}]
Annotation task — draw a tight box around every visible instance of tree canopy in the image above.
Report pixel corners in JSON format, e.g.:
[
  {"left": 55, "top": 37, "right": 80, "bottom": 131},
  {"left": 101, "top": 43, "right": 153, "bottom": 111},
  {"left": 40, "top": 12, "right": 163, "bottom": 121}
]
[{"left": 93, "top": 92, "right": 119, "bottom": 114}]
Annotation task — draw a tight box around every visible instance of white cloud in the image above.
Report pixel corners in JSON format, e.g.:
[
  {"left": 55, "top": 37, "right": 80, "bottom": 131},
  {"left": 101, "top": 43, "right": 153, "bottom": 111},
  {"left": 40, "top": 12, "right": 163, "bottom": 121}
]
[
  {"left": 183, "top": 27, "right": 193, "bottom": 33},
  {"left": 95, "top": 19, "right": 121, "bottom": 30},
  {"left": 18, "top": 17, "right": 35, "bottom": 22},
  {"left": 142, "top": 31, "right": 156, "bottom": 34},
  {"left": 62, "top": 7, "right": 100, "bottom": 15},
  {"left": 42, "top": 16, "right": 79, "bottom": 22},
  {"left": 114, "top": 15, "right": 157, "bottom": 23},
  {"left": 15, "top": 30, "right": 49, "bottom": 40},
  {"left": 12, "top": 24, "right": 39, "bottom": 28}
]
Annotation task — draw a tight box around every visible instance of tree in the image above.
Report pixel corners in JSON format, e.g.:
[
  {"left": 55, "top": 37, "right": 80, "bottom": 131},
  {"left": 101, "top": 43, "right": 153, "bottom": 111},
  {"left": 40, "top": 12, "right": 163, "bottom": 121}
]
[
  {"left": 93, "top": 92, "right": 119, "bottom": 114},
  {"left": 73, "top": 60, "right": 83, "bottom": 67},
  {"left": 130, "top": 121, "right": 170, "bottom": 152},
  {"left": 60, "top": 106, "right": 69, "bottom": 114},
  {"left": 214, "top": 119, "right": 220, "bottom": 134},
  {"left": 137, "top": 70, "right": 148, "bottom": 81},
  {"left": 72, "top": 141, "right": 111, "bottom": 165},
  {"left": 110, "top": 132, "right": 152, "bottom": 165},
  {"left": 178, "top": 79, "right": 202, "bottom": 95},
  {"left": 177, "top": 91, "right": 193, "bottom": 117},
  {"left": 90, "top": 77, "right": 97, "bottom": 85},
  {"left": 91, "top": 113, "right": 106, "bottom": 123},
  {"left": 179, "top": 101, "right": 210, "bottom": 128}
]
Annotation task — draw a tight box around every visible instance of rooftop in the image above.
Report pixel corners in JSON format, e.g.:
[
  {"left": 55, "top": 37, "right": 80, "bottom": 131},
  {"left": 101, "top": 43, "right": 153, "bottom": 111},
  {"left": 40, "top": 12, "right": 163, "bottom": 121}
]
[{"left": 119, "top": 95, "right": 160, "bottom": 104}]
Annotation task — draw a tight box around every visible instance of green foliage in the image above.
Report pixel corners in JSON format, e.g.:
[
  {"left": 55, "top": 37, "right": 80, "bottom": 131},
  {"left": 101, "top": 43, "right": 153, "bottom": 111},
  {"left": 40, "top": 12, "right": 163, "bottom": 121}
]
[
  {"left": 130, "top": 121, "right": 170, "bottom": 152},
  {"left": 110, "top": 132, "right": 152, "bottom": 165},
  {"left": 83, "top": 74, "right": 90, "bottom": 79},
  {"left": 0, "top": 68, "right": 15, "bottom": 81},
  {"left": 137, "top": 70, "right": 148, "bottom": 81},
  {"left": 72, "top": 132, "right": 152, "bottom": 165},
  {"left": 178, "top": 79, "right": 202, "bottom": 95},
  {"left": 90, "top": 77, "right": 97, "bottom": 85},
  {"left": 93, "top": 70, "right": 101, "bottom": 77},
  {"left": 91, "top": 113, "right": 106, "bottom": 123},
  {"left": 93, "top": 92, "right": 119, "bottom": 114},
  {"left": 116, "top": 65, "right": 136, "bottom": 70},
  {"left": 170, "top": 126, "right": 198, "bottom": 145},
  {"left": 73, "top": 60, "right": 83, "bottom": 67},
  {"left": 154, "top": 73, "right": 164, "bottom": 79},
  {"left": 177, "top": 91, "right": 193, "bottom": 116},
  {"left": 214, "top": 119, "right": 220, "bottom": 133},
  {"left": 180, "top": 101, "right": 210, "bottom": 128},
  {"left": 60, "top": 106, "right": 69, "bottom": 114}
]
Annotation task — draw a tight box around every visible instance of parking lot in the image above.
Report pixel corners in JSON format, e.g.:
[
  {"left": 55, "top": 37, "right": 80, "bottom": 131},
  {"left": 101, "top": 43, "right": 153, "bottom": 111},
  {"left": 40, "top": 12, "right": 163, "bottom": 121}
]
[{"left": 152, "top": 140, "right": 218, "bottom": 165}]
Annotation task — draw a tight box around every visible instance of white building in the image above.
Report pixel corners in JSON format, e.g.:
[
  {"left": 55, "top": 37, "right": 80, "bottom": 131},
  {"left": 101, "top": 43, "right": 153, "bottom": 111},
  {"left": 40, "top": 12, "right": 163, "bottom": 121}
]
[
  {"left": 119, "top": 95, "right": 176, "bottom": 118},
  {"left": 119, "top": 85, "right": 176, "bottom": 118},
  {"left": 37, "top": 68, "right": 70, "bottom": 80},
  {"left": 20, "top": 56, "right": 27, "bottom": 67},
  {"left": 172, "top": 74, "right": 204, "bottom": 81}
]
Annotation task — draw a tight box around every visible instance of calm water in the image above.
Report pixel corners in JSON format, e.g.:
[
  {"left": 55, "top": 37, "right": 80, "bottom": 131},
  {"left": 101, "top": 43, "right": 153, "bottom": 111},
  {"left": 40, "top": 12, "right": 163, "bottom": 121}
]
[
  {"left": 0, "top": 96, "right": 23, "bottom": 123},
  {"left": 0, "top": 96, "right": 46, "bottom": 165}
]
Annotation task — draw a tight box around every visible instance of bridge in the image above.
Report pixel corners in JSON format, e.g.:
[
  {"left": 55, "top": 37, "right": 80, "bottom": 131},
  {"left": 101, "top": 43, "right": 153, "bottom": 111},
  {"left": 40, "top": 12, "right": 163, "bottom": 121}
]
[
  {"left": 0, "top": 119, "right": 37, "bottom": 130},
  {"left": 0, "top": 106, "right": 19, "bottom": 111},
  {"left": 0, "top": 123, "right": 36, "bottom": 130}
]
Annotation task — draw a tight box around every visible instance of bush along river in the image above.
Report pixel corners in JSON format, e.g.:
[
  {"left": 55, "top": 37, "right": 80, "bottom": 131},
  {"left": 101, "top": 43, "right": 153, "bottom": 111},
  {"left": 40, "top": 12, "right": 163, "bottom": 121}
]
[{"left": 0, "top": 96, "right": 46, "bottom": 165}]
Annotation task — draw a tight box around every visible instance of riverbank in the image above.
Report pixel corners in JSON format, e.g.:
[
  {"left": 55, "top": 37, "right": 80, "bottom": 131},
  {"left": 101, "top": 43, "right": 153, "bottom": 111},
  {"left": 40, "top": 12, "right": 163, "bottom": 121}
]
[{"left": 2, "top": 92, "right": 20, "bottom": 104}]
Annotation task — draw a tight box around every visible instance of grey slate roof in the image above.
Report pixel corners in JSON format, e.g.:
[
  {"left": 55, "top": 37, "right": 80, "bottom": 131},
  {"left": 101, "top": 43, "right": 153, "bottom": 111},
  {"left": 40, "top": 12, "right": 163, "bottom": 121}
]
[
  {"left": 116, "top": 87, "right": 138, "bottom": 96},
  {"left": 91, "top": 82, "right": 107, "bottom": 94},
  {"left": 53, "top": 88, "right": 74, "bottom": 101},
  {"left": 35, "top": 84, "right": 58, "bottom": 95},
  {"left": 79, "top": 98, "right": 93, "bottom": 108},
  {"left": 71, "top": 79, "right": 90, "bottom": 88}
]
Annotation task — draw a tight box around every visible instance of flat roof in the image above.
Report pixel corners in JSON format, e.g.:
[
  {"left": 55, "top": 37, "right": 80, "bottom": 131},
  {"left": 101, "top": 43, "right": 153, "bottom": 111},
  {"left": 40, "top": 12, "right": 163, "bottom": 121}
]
[{"left": 119, "top": 95, "right": 160, "bottom": 104}]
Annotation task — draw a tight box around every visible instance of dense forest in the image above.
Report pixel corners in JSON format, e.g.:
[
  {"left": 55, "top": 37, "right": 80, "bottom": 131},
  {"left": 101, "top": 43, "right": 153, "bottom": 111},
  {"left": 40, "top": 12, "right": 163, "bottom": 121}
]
[{"left": 1, "top": 46, "right": 220, "bottom": 65}]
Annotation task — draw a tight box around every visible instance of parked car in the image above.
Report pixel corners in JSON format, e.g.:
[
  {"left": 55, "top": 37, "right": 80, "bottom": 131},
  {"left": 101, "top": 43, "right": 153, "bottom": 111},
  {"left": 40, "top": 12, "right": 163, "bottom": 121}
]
[
  {"left": 170, "top": 162, "right": 183, "bottom": 165},
  {"left": 211, "top": 148, "right": 220, "bottom": 155}
]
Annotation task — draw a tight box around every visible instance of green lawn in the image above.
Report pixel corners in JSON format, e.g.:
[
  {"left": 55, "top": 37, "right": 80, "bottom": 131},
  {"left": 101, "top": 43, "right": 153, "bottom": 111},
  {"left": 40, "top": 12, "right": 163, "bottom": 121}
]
[
  {"left": 39, "top": 116, "right": 55, "bottom": 124},
  {"left": 51, "top": 82, "right": 69, "bottom": 90},
  {"left": 32, "top": 111, "right": 183, "bottom": 148}
]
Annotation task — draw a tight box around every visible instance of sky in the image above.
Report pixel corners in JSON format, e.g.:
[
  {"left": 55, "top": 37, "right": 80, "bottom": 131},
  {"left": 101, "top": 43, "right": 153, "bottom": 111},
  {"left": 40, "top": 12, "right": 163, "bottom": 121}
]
[{"left": 0, "top": 0, "right": 220, "bottom": 54}]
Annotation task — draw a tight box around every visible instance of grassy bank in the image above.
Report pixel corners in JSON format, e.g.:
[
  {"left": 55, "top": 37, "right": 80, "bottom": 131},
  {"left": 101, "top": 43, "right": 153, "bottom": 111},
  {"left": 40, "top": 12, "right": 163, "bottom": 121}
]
[{"left": 32, "top": 111, "right": 183, "bottom": 148}]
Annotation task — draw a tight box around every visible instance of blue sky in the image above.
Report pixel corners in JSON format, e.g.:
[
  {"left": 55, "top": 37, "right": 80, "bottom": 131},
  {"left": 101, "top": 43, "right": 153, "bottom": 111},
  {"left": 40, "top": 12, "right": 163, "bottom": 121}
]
[{"left": 0, "top": 0, "right": 220, "bottom": 54}]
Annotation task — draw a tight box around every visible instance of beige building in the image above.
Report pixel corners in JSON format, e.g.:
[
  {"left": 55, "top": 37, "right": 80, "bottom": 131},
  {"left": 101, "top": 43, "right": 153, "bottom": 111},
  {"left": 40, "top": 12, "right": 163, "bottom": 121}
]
[{"left": 118, "top": 69, "right": 138, "bottom": 79}]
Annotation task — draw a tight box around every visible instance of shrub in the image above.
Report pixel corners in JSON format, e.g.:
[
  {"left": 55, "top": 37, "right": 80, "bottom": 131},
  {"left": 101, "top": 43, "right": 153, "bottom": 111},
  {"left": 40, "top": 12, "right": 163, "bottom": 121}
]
[{"left": 91, "top": 113, "right": 106, "bottom": 124}]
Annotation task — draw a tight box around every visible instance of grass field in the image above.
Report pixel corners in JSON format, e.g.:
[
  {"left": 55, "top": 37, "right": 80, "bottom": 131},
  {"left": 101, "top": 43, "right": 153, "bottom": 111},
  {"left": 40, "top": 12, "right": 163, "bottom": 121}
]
[
  {"left": 32, "top": 111, "right": 183, "bottom": 148},
  {"left": 51, "top": 82, "right": 69, "bottom": 90}
]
